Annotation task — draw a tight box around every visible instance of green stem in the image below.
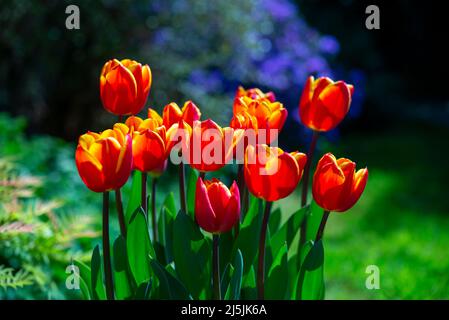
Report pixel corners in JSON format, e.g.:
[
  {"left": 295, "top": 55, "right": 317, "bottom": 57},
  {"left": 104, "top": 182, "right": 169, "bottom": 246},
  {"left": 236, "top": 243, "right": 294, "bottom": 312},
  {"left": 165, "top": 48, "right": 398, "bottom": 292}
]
[
  {"left": 151, "top": 177, "right": 158, "bottom": 242},
  {"left": 142, "top": 172, "right": 147, "bottom": 217},
  {"left": 115, "top": 189, "right": 126, "bottom": 237},
  {"left": 300, "top": 131, "right": 319, "bottom": 248},
  {"left": 102, "top": 191, "right": 114, "bottom": 300},
  {"left": 179, "top": 163, "right": 187, "bottom": 213},
  {"left": 257, "top": 201, "right": 272, "bottom": 300},
  {"left": 315, "top": 210, "right": 330, "bottom": 242},
  {"left": 212, "top": 234, "right": 221, "bottom": 300}
]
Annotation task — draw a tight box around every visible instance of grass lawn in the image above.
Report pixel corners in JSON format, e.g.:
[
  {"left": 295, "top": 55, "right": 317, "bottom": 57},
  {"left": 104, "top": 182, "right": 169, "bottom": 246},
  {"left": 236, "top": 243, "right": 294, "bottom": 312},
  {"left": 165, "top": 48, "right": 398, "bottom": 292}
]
[{"left": 277, "top": 121, "right": 449, "bottom": 299}]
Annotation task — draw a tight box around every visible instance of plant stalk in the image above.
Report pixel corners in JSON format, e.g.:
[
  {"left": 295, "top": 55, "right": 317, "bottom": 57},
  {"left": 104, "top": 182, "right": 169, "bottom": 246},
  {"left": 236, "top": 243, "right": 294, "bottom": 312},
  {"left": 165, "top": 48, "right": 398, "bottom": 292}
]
[
  {"left": 212, "top": 234, "right": 221, "bottom": 300},
  {"left": 115, "top": 189, "right": 126, "bottom": 237},
  {"left": 315, "top": 210, "right": 330, "bottom": 242},
  {"left": 299, "top": 131, "right": 319, "bottom": 247},
  {"left": 257, "top": 201, "right": 272, "bottom": 300},
  {"left": 151, "top": 177, "right": 158, "bottom": 242},
  {"left": 142, "top": 172, "right": 148, "bottom": 217},
  {"left": 102, "top": 191, "right": 114, "bottom": 300},
  {"left": 179, "top": 163, "right": 187, "bottom": 213}
]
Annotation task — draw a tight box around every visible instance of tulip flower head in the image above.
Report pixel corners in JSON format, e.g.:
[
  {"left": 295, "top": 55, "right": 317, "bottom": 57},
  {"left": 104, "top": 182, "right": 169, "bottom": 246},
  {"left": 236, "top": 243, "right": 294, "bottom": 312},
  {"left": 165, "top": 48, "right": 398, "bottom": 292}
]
[
  {"left": 299, "top": 76, "right": 354, "bottom": 132},
  {"left": 75, "top": 124, "right": 133, "bottom": 192},
  {"left": 160, "top": 101, "right": 202, "bottom": 128},
  {"left": 125, "top": 116, "right": 170, "bottom": 177},
  {"left": 244, "top": 144, "right": 307, "bottom": 202},
  {"left": 312, "top": 153, "right": 368, "bottom": 212},
  {"left": 195, "top": 178, "right": 240, "bottom": 234},
  {"left": 185, "top": 119, "right": 244, "bottom": 172},
  {"left": 100, "top": 59, "right": 152, "bottom": 116}
]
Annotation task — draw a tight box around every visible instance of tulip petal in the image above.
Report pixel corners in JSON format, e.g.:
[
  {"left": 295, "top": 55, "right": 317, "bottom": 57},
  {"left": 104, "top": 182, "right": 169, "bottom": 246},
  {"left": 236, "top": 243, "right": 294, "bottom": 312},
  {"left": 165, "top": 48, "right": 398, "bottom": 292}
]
[{"left": 195, "top": 178, "right": 217, "bottom": 233}]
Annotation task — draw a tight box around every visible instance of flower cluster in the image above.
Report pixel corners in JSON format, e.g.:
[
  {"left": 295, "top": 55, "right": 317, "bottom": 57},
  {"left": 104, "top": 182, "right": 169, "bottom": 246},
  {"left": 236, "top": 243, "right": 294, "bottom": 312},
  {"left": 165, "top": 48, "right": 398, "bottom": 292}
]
[{"left": 74, "top": 58, "right": 368, "bottom": 300}]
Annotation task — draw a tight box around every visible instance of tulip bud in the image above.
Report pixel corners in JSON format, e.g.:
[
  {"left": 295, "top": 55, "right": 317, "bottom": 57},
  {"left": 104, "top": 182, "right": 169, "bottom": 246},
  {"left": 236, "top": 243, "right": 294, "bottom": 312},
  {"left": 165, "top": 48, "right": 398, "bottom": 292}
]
[
  {"left": 299, "top": 76, "right": 354, "bottom": 132},
  {"left": 244, "top": 144, "right": 307, "bottom": 202},
  {"left": 195, "top": 178, "right": 240, "bottom": 234},
  {"left": 100, "top": 59, "right": 152, "bottom": 116},
  {"left": 75, "top": 124, "right": 133, "bottom": 192},
  {"left": 312, "top": 153, "right": 368, "bottom": 212}
]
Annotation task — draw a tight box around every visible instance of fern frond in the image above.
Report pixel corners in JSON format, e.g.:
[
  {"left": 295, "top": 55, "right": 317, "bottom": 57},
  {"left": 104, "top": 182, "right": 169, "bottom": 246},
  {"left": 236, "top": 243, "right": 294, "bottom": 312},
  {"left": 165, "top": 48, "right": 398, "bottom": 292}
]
[{"left": 0, "top": 265, "right": 34, "bottom": 290}]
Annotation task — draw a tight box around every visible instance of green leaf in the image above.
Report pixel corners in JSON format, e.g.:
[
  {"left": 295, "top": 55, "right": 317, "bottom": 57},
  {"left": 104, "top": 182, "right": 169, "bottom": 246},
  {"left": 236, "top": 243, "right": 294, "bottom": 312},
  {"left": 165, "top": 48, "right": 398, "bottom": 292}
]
[
  {"left": 232, "top": 195, "right": 263, "bottom": 275},
  {"left": 241, "top": 266, "right": 257, "bottom": 299},
  {"left": 133, "top": 280, "right": 152, "bottom": 300},
  {"left": 149, "top": 258, "right": 192, "bottom": 299},
  {"left": 127, "top": 207, "right": 155, "bottom": 285},
  {"left": 73, "top": 260, "right": 92, "bottom": 300},
  {"left": 268, "top": 207, "right": 282, "bottom": 235},
  {"left": 286, "top": 254, "right": 299, "bottom": 300},
  {"left": 158, "top": 205, "right": 176, "bottom": 264},
  {"left": 265, "top": 243, "right": 288, "bottom": 299},
  {"left": 90, "top": 245, "right": 106, "bottom": 300},
  {"left": 305, "top": 201, "right": 324, "bottom": 242},
  {"left": 125, "top": 171, "right": 142, "bottom": 224},
  {"left": 186, "top": 167, "right": 198, "bottom": 218},
  {"left": 270, "top": 205, "right": 309, "bottom": 256},
  {"left": 297, "top": 239, "right": 325, "bottom": 300},
  {"left": 162, "top": 192, "right": 177, "bottom": 217},
  {"left": 113, "top": 235, "right": 134, "bottom": 300},
  {"left": 224, "top": 249, "right": 243, "bottom": 300},
  {"left": 172, "top": 211, "right": 211, "bottom": 299},
  {"left": 220, "top": 263, "right": 232, "bottom": 298}
]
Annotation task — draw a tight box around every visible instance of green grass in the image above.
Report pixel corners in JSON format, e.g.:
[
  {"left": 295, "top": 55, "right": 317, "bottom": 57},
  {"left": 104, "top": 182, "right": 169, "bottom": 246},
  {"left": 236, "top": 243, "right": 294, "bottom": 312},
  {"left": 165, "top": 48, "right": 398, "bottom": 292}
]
[{"left": 277, "top": 121, "right": 449, "bottom": 299}]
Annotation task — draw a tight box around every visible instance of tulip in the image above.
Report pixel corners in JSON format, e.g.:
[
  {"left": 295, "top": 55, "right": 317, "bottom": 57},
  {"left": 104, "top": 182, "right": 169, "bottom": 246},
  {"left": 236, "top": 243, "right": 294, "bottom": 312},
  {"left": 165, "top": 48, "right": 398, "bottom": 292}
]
[
  {"left": 186, "top": 119, "right": 244, "bottom": 173},
  {"left": 233, "top": 86, "right": 276, "bottom": 113},
  {"left": 244, "top": 144, "right": 307, "bottom": 202},
  {"left": 100, "top": 59, "right": 152, "bottom": 116},
  {"left": 231, "top": 95, "right": 287, "bottom": 145},
  {"left": 125, "top": 116, "right": 168, "bottom": 177},
  {"left": 195, "top": 178, "right": 240, "bottom": 234},
  {"left": 160, "top": 100, "right": 202, "bottom": 128},
  {"left": 75, "top": 124, "right": 133, "bottom": 193},
  {"left": 299, "top": 76, "right": 354, "bottom": 132},
  {"left": 312, "top": 153, "right": 368, "bottom": 213}
]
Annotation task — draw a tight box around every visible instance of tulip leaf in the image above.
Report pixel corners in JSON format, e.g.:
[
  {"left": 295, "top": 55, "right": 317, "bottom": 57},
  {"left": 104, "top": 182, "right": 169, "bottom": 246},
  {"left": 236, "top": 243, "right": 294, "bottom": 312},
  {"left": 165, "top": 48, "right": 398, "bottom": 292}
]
[
  {"left": 162, "top": 192, "right": 177, "bottom": 217},
  {"left": 220, "top": 263, "right": 232, "bottom": 298},
  {"left": 241, "top": 265, "right": 257, "bottom": 299},
  {"left": 127, "top": 207, "right": 155, "bottom": 285},
  {"left": 73, "top": 260, "right": 92, "bottom": 300},
  {"left": 125, "top": 171, "right": 142, "bottom": 224},
  {"left": 270, "top": 205, "right": 309, "bottom": 257},
  {"left": 149, "top": 257, "right": 192, "bottom": 300},
  {"left": 90, "top": 245, "right": 106, "bottom": 300},
  {"left": 297, "top": 239, "right": 325, "bottom": 300},
  {"left": 268, "top": 207, "right": 282, "bottom": 235},
  {"left": 186, "top": 167, "right": 198, "bottom": 218},
  {"left": 286, "top": 254, "right": 299, "bottom": 300},
  {"left": 113, "top": 235, "right": 135, "bottom": 300},
  {"left": 219, "top": 230, "right": 235, "bottom": 273},
  {"left": 224, "top": 249, "right": 243, "bottom": 300},
  {"left": 172, "top": 211, "right": 211, "bottom": 299},
  {"left": 305, "top": 201, "right": 324, "bottom": 242},
  {"left": 265, "top": 243, "right": 288, "bottom": 299},
  {"left": 232, "top": 195, "right": 263, "bottom": 275},
  {"left": 133, "top": 279, "right": 152, "bottom": 300}
]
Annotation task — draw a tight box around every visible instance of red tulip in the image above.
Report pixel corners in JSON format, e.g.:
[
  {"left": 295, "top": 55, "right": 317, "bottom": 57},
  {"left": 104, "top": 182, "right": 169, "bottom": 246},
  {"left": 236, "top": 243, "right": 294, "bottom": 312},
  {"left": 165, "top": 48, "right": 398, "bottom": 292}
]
[
  {"left": 299, "top": 76, "right": 354, "bottom": 132},
  {"left": 160, "top": 101, "right": 201, "bottom": 128},
  {"left": 75, "top": 124, "right": 133, "bottom": 192},
  {"left": 100, "top": 59, "right": 152, "bottom": 116},
  {"left": 125, "top": 116, "right": 169, "bottom": 177},
  {"left": 244, "top": 144, "right": 307, "bottom": 202},
  {"left": 312, "top": 153, "right": 368, "bottom": 212},
  {"left": 195, "top": 178, "right": 240, "bottom": 234},
  {"left": 185, "top": 119, "right": 244, "bottom": 172}
]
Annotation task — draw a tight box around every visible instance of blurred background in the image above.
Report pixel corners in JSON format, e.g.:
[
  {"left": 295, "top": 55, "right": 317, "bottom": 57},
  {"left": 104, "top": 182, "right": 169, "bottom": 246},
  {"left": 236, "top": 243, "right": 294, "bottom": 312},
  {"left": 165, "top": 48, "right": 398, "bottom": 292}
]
[{"left": 1, "top": 0, "right": 448, "bottom": 299}]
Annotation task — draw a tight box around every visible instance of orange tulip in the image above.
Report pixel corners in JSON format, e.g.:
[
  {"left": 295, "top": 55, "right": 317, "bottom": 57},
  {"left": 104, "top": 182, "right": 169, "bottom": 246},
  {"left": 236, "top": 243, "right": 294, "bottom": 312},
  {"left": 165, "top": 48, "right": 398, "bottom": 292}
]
[
  {"left": 233, "top": 86, "right": 276, "bottom": 112},
  {"left": 159, "top": 101, "right": 202, "bottom": 128},
  {"left": 195, "top": 178, "right": 240, "bottom": 234},
  {"left": 244, "top": 144, "right": 307, "bottom": 202},
  {"left": 231, "top": 94, "right": 287, "bottom": 145},
  {"left": 299, "top": 76, "right": 354, "bottom": 132},
  {"left": 185, "top": 119, "right": 244, "bottom": 172},
  {"left": 125, "top": 116, "right": 170, "bottom": 177},
  {"left": 100, "top": 59, "right": 152, "bottom": 116},
  {"left": 75, "top": 124, "right": 133, "bottom": 192},
  {"left": 312, "top": 153, "right": 368, "bottom": 212}
]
